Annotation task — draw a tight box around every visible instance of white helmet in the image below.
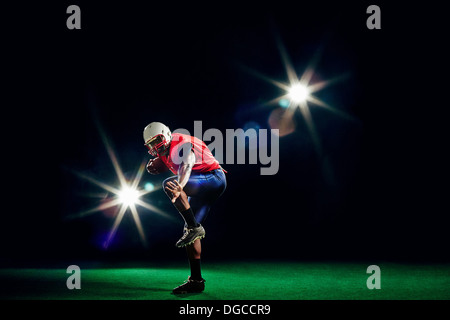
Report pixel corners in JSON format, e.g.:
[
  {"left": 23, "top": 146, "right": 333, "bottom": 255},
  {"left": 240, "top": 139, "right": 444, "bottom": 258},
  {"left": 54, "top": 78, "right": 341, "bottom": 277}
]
[{"left": 143, "top": 122, "right": 172, "bottom": 156}]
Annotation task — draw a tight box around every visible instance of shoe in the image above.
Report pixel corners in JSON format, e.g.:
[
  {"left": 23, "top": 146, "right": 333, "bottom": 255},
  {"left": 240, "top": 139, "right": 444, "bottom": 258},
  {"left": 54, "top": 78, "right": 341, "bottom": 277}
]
[
  {"left": 172, "top": 276, "right": 205, "bottom": 294},
  {"left": 176, "top": 224, "right": 205, "bottom": 248}
]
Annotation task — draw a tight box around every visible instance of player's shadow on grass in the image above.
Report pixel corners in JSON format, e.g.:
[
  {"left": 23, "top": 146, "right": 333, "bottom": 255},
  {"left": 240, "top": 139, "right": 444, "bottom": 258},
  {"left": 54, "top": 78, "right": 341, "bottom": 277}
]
[
  {"left": 171, "top": 292, "right": 219, "bottom": 299},
  {"left": 121, "top": 286, "right": 168, "bottom": 293},
  {"left": 114, "top": 285, "right": 169, "bottom": 293},
  {"left": 171, "top": 292, "right": 202, "bottom": 298}
]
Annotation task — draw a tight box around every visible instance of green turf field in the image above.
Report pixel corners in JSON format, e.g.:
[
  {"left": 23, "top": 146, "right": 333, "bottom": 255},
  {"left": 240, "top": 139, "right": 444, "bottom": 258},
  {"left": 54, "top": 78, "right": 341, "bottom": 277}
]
[{"left": 1, "top": 261, "right": 449, "bottom": 300}]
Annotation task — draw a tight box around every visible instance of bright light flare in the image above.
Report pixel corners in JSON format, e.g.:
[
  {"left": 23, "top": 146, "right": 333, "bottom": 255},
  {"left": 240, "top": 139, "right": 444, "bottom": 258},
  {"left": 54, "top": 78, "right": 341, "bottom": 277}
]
[
  {"left": 66, "top": 121, "right": 176, "bottom": 250},
  {"left": 118, "top": 186, "right": 140, "bottom": 207},
  {"left": 240, "top": 34, "right": 359, "bottom": 186},
  {"left": 288, "top": 83, "right": 310, "bottom": 103}
]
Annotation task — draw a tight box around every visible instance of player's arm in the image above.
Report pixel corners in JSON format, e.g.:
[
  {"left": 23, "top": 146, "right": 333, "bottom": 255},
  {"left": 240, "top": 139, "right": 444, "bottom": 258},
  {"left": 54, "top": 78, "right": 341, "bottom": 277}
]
[
  {"left": 165, "top": 143, "right": 195, "bottom": 203},
  {"left": 177, "top": 150, "right": 196, "bottom": 188}
]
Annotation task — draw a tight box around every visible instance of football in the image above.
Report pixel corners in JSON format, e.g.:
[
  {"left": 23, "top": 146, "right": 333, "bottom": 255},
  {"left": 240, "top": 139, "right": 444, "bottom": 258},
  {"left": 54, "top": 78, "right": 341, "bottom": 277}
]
[{"left": 146, "top": 157, "right": 169, "bottom": 175}]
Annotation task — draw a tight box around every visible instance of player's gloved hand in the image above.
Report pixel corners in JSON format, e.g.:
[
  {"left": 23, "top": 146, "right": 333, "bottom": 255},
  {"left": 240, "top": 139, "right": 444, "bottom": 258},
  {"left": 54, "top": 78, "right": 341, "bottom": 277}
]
[{"left": 165, "top": 180, "right": 183, "bottom": 203}]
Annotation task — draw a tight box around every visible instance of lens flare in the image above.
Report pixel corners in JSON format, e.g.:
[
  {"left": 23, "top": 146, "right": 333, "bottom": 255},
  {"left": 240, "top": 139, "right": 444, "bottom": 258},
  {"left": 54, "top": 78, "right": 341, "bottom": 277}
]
[
  {"left": 239, "top": 34, "right": 359, "bottom": 185},
  {"left": 288, "top": 83, "right": 310, "bottom": 103},
  {"left": 66, "top": 120, "right": 175, "bottom": 249},
  {"left": 118, "top": 186, "right": 140, "bottom": 207},
  {"left": 144, "top": 182, "right": 155, "bottom": 192}
]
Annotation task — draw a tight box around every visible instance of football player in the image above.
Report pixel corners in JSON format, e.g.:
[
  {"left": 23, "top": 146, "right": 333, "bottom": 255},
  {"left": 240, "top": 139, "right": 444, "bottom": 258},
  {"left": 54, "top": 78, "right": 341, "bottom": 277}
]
[{"left": 143, "top": 122, "right": 227, "bottom": 294}]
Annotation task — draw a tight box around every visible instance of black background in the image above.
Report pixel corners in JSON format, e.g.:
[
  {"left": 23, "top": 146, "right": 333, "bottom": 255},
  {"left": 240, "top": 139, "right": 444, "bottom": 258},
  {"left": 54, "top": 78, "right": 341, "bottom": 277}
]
[{"left": 2, "top": 1, "right": 449, "bottom": 266}]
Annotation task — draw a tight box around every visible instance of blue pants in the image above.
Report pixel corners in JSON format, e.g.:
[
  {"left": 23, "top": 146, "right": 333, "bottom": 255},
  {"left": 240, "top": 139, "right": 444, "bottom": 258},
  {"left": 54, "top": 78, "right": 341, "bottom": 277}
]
[{"left": 163, "top": 169, "right": 227, "bottom": 225}]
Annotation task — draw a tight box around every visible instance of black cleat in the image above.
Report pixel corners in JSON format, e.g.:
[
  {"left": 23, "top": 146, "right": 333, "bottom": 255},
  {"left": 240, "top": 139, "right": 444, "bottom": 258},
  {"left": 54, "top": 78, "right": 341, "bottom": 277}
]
[
  {"left": 176, "top": 224, "right": 205, "bottom": 248},
  {"left": 172, "top": 276, "right": 205, "bottom": 294}
]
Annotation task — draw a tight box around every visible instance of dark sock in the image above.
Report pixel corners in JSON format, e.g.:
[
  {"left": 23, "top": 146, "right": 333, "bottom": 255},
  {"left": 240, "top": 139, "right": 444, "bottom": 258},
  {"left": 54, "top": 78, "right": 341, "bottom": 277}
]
[
  {"left": 189, "top": 258, "right": 202, "bottom": 281},
  {"left": 179, "top": 208, "right": 198, "bottom": 228}
]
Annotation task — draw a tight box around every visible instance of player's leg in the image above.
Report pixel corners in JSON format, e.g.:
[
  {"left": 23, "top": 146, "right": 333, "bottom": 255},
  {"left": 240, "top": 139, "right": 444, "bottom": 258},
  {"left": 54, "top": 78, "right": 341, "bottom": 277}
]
[
  {"left": 184, "top": 202, "right": 209, "bottom": 281},
  {"left": 186, "top": 239, "right": 202, "bottom": 278},
  {"left": 162, "top": 176, "right": 190, "bottom": 211},
  {"left": 172, "top": 206, "right": 208, "bottom": 294},
  {"left": 179, "top": 169, "right": 226, "bottom": 250},
  {"left": 172, "top": 170, "right": 226, "bottom": 294},
  {"left": 171, "top": 205, "right": 207, "bottom": 294},
  {"left": 163, "top": 169, "right": 226, "bottom": 224},
  {"left": 162, "top": 177, "right": 205, "bottom": 248}
]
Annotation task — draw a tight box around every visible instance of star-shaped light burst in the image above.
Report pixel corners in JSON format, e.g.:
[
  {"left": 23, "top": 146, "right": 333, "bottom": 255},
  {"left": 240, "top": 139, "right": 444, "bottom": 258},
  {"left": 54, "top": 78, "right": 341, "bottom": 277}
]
[
  {"left": 242, "top": 36, "right": 356, "bottom": 156},
  {"left": 239, "top": 35, "right": 359, "bottom": 186},
  {"left": 288, "top": 83, "right": 310, "bottom": 104},
  {"left": 67, "top": 123, "right": 173, "bottom": 249}
]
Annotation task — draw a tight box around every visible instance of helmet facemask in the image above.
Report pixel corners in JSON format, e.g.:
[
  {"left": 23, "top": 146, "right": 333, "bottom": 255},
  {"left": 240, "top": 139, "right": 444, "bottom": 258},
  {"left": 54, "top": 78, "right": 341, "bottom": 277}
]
[{"left": 145, "top": 134, "right": 169, "bottom": 156}]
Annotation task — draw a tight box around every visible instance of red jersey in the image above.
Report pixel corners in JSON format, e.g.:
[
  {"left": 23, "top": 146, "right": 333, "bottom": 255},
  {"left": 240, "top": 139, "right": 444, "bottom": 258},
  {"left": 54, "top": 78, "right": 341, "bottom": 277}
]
[{"left": 159, "top": 133, "right": 221, "bottom": 174}]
